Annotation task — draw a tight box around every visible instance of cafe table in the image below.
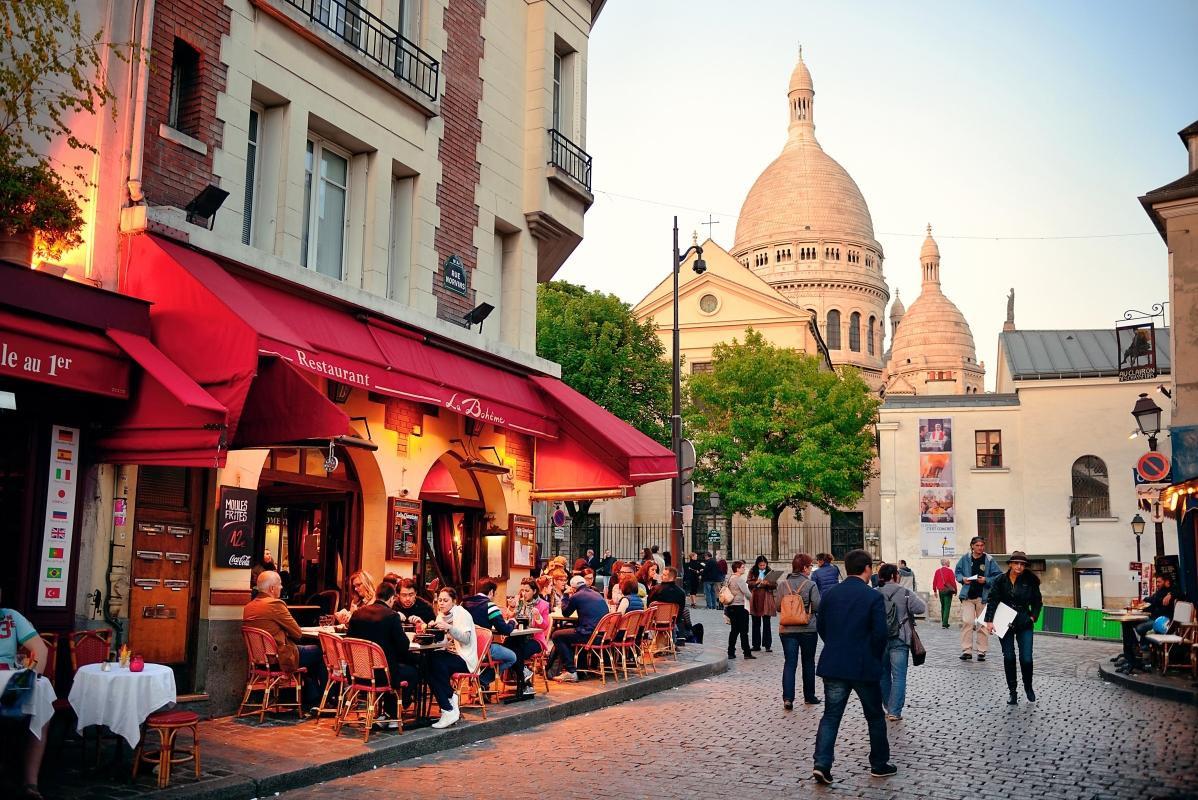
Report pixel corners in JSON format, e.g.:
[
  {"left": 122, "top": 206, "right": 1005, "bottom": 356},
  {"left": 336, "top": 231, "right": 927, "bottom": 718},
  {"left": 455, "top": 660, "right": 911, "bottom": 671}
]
[
  {"left": 0, "top": 667, "right": 56, "bottom": 739},
  {"left": 69, "top": 662, "right": 177, "bottom": 747},
  {"left": 1102, "top": 612, "right": 1150, "bottom": 671},
  {"left": 404, "top": 633, "right": 448, "bottom": 727}
]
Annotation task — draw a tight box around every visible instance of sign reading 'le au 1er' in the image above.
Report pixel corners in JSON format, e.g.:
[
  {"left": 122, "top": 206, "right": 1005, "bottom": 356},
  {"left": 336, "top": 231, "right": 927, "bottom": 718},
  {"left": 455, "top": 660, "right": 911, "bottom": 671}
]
[
  {"left": 443, "top": 255, "right": 468, "bottom": 297},
  {"left": 216, "top": 486, "right": 257, "bottom": 568}
]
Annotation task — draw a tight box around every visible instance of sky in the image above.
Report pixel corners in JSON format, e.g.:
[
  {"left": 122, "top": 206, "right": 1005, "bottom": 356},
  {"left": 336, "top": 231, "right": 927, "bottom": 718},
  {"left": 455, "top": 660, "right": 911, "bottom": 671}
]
[{"left": 556, "top": 0, "right": 1198, "bottom": 389}]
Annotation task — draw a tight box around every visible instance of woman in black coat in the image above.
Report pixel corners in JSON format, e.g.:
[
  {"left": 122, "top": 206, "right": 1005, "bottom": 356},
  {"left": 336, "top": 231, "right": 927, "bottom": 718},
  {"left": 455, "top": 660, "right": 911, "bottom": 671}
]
[
  {"left": 984, "top": 550, "right": 1043, "bottom": 704},
  {"left": 684, "top": 552, "right": 703, "bottom": 608}
]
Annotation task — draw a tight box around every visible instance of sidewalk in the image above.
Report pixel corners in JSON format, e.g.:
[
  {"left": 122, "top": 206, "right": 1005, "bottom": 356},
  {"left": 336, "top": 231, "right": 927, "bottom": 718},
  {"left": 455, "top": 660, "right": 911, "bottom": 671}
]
[
  {"left": 1098, "top": 661, "right": 1198, "bottom": 705},
  {"left": 41, "top": 642, "right": 726, "bottom": 800}
]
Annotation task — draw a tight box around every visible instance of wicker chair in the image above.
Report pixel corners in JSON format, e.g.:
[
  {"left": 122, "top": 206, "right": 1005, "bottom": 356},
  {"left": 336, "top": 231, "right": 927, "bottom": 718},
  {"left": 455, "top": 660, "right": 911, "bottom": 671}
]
[
  {"left": 450, "top": 627, "right": 494, "bottom": 719},
  {"left": 647, "top": 602, "right": 680, "bottom": 662},
  {"left": 334, "top": 637, "right": 405, "bottom": 741},
  {"left": 132, "top": 710, "right": 200, "bottom": 788},
  {"left": 313, "top": 632, "right": 350, "bottom": 725},
  {"left": 1145, "top": 601, "right": 1196, "bottom": 675},
  {"left": 68, "top": 629, "right": 112, "bottom": 671},
  {"left": 236, "top": 626, "right": 306, "bottom": 721},
  {"left": 611, "top": 610, "right": 646, "bottom": 679},
  {"left": 575, "top": 613, "right": 621, "bottom": 685}
]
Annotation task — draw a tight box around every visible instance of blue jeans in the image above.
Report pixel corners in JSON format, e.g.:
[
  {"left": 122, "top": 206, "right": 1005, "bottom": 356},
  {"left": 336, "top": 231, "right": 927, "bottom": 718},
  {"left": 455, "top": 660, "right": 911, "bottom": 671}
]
[
  {"left": 999, "top": 626, "right": 1034, "bottom": 663},
  {"left": 780, "top": 632, "right": 818, "bottom": 702},
  {"left": 813, "top": 678, "right": 890, "bottom": 770},
  {"left": 297, "top": 644, "right": 327, "bottom": 709},
  {"left": 483, "top": 643, "right": 517, "bottom": 684},
  {"left": 879, "top": 640, "right": 910, "bottom": 717},
  {"left": 703, "top": 581, "right": 719, "bottom": 609}
]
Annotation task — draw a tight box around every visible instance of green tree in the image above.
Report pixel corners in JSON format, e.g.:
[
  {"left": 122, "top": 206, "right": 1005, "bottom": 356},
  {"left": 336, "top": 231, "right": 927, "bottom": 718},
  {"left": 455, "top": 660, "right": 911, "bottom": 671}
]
[
  {"left": 536, "top": 280, "right": 671, "bottom": 541},
  {"left": 684, "top": 329, "right": 879, "bottom": 558}
]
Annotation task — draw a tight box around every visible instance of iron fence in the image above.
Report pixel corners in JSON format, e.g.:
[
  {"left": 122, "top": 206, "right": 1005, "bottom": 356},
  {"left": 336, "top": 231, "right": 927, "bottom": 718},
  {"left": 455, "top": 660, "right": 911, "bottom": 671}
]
[
  {"left": 537, "top": 523, "right": 835, "bottom": 566},
  {"left": 280, "top": 0, "right": 440, "bottom": 101},
  {"left": 548, "top": 129, "right": 592, "bottom": 190}
]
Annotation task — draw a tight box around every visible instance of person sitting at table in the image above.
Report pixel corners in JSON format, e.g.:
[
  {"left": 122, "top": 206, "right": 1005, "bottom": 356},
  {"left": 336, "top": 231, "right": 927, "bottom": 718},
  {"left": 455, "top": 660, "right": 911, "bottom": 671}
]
[
  {"left": 396, "top": 578, "right": 436, "bottom": 624},
  {"left": 637, "top": 560, "right": 661, "bottom": 593},
  {"left": 547, "top": 568, "right": 569, "bottom": 608},
  {"left": 571, "top": 558, "right": 589, "bottom": 578},
  {"left": 425, "top": 588, "right": 478, "bottom": 729},
  {"left": 648, "top": 568, "right": 703, "bottom": 644},
  {"left": 243, "top": 571, "right": 327, "bottom": 714},
  {"left": 610, "top": 562, "right": 642, "bottom": 605},
  {"left": 335, "top": 570, "right": 376, "bottom": 624},
  {"left": 463, "top": 581, "right": 528, "bottom": 696},
  {"left": 535, "top": 575, "right": 554, "bottom": 607},
  {"left": 514, "top": 578, "right": 551, "bottom": 656},
  {"left": 550, "top": 576, "right": 609, "bottom": 682},
  {"left": 616, "top": 576, "right": 645, "bottom": 613},
  {"left": 582, "top": 568, "right": 597, "bottom": 591},
  {"left": 1, "top": 605, "right": 51, "bottom": 800},
  {"left": 1133, "top": 575, "right": 1181, "bottom": 649},
  {"left": 347, "top": 582, "right": 419, "bottom": 727}
]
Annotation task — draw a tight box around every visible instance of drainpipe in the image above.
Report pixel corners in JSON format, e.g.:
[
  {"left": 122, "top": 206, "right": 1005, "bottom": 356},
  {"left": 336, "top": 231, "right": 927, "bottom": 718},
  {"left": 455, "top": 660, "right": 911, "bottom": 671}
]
[{"left": 126, "top": 0, "right": 155, "bottom": 206}]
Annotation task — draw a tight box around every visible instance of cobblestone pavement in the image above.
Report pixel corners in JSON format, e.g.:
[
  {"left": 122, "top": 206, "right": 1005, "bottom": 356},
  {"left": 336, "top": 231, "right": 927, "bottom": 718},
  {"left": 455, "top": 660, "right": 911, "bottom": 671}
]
[{"left": 281, "top": 607, "right": 1198, "bottom": 800}]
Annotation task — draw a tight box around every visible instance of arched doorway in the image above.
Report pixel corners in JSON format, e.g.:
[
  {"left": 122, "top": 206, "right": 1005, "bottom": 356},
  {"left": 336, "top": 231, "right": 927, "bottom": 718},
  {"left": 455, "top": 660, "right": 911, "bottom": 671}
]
[{"left": 417, "top": 455, "right": 506, "bottom": 592}]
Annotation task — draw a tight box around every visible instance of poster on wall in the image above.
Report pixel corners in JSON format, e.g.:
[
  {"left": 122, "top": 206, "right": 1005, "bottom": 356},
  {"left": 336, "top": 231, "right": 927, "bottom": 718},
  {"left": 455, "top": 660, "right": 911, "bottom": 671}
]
[
  {"left": 919, "top": 417, "right": 956, "bottom": 557},
  {"left": 510, "top": 514, "right": 537, "bottom": 568},
  {"left": 216, "top": 486, "right": 258, "bottom": 568},
  {"left": 387, "top": 498, "right": 422, "bottom": 561},
  {"left": 37, "top": 425, "right": 80, "bottom": 607}
]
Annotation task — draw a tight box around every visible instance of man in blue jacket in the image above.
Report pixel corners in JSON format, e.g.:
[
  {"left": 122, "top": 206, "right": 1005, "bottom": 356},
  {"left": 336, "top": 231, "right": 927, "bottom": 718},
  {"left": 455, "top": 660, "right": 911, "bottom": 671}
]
[
  {"left": 954, "top": 536, "right": 1004, "bottom": 661},
  {"left": 550, "top": 576, "right": 609, "bottom": 681},
  {"left": 811, "top": 553, "right": 841, "bottom": 595},
  {"left": 811, "top": 549, "right": 894, "bottom": 784}
]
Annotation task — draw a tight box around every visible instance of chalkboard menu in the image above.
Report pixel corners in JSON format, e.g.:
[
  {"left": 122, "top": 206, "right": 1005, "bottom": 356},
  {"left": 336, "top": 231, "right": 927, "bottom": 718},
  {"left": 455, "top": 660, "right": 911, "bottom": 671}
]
[
  {"left": 387, "top": 498, "right": 422, "bottom": 561},
  {"left": 510, "top": 513, "right": 536, "bottom": 568},
  {"left": 216, "top": 486, "right": 257, "bottom": 568}
]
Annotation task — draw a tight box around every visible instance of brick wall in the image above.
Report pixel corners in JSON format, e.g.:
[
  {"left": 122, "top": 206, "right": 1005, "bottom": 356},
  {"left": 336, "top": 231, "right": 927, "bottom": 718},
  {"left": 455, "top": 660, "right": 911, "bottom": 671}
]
[
  {"left": 384, "top": 398, "right": 424, "bottom": 456},
  {"left": 432, "top": 0, "right": 486, "bottom": 323},
  {"left": 506, "top": 431, "right": 532, "bottom": 482},
  {"left": 141, "top": 0, "right": 231, "bottom": 208}
]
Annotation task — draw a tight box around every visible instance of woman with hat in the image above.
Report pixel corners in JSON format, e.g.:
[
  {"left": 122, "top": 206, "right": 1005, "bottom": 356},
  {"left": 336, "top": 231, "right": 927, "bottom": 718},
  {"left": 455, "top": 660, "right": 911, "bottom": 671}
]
[{"left": 984, "top": 551, "right": 1043, "bottom": 704}]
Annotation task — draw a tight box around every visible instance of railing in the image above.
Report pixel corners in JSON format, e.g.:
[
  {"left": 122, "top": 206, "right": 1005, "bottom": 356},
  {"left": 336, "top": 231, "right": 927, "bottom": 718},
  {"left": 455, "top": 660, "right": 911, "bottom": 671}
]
[
  {"left": 280, "top": 0, "right": 439, "bottom": 101},
  {"left": 1070, "top": 495, "right": 1111, "bottom": 519},
  {"left": 536, "top": 523, "right": 834, "bottom": 565},
  {"left": 548, "top": 129, "right": 592, "bottom": 191}
]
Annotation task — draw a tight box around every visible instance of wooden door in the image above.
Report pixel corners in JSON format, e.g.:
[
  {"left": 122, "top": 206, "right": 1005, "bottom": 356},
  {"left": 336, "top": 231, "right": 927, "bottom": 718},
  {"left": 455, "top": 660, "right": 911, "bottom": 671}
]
[{"left": 127, "top": 467, "right": 204, "bottom": 665}]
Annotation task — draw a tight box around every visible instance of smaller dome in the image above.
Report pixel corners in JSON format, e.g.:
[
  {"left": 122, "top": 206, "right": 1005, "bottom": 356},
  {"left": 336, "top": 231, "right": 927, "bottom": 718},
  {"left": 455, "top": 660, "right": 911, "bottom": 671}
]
[
  {"left": 789, "top": 56, "right": 813, "bottom": 93},
  {"left": 920, "top": 224, "right": 940, "bottom": 260},
  {"left": 890, "top": 288, "right": 906, "bottom": 319}
]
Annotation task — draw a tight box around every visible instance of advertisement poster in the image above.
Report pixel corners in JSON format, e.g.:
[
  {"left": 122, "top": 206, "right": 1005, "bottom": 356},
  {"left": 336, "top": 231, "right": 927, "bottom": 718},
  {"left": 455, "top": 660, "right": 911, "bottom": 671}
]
[
  {"left": 919, "top": 417, "right": 956, "bottom": 557},
  {"left": 387, "top": 498, "right": 421, "bottom": 561},
  {"left": 37, "top": 425, "right": 80, "bottom": 607},
  {"left": 216, "top": 486, "right": 258, "bottom": 568}
]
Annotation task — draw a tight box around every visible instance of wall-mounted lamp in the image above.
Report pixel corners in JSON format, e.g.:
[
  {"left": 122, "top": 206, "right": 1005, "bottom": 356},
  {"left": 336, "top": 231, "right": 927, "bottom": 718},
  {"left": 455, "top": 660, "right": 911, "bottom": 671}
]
[
  {"left": 462, "top": 302, "right": 495, "bottom": 333},
  {"left": 327, "top": 380, "right": 352, "bottom": 404},
  {"left": 411, "top": 423, "right": 423, "bottom": 437},
  {"left": 184, "top": 183, "right": 229, "bottom": 230}
]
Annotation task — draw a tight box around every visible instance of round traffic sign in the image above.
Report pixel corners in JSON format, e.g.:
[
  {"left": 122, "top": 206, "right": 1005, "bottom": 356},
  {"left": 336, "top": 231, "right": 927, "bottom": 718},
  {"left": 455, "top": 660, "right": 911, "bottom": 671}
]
[
  {"left": 551, "top": 508, "right": 567, "bottom": 527},
  {"left": 1136, "top": 451, "right": 1170, "bottom": 483}
]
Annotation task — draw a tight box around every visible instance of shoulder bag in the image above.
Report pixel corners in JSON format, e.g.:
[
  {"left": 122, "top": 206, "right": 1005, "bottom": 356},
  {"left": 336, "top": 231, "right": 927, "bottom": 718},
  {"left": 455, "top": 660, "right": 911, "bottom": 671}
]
[
  {"left": 778, "top": 578, "right": 811, "bottom": 626},
  {"left": 906, "top": 594, "right": 926, "bottom": 666},
  {"left": 717, "top": 581, "right": 734, "bottom": 606}
]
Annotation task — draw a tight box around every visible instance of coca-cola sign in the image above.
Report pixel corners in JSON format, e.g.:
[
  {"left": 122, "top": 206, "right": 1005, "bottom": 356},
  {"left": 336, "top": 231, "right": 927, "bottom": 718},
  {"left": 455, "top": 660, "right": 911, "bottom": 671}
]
[{"left": 216, "top": 486, "right": 257, "bottom": 569}]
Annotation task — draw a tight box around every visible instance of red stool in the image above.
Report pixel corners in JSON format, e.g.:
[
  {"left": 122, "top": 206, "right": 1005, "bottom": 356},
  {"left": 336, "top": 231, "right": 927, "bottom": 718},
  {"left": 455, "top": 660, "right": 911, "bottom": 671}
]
[{"left": 132, "top": 709, "right": 201, "bottom": 788}]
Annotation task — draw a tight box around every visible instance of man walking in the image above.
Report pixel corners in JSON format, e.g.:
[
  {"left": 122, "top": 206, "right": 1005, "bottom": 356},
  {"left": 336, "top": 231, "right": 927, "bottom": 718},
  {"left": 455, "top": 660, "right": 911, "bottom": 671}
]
[
  {"left": 811, "top": 549, "right": 895, "bottom": 784},
  {"left": 932, "top": 558, "right": 957, "bottom": 628},
  {"left": 702, "top": 551, "right": 721, "bottom": 609},
  {"left": 954, "top": 536, "right": 1003, "bottom": 661}
]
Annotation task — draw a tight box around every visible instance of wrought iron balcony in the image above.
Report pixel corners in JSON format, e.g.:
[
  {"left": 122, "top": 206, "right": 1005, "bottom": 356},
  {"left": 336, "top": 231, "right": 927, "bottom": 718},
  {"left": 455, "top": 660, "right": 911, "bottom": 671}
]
[
  {"left": 548, "top": 129, "right": 592, "bottom": 191},
  {"left": 280, "top": 0, "right": 439, "bottom": 101}
]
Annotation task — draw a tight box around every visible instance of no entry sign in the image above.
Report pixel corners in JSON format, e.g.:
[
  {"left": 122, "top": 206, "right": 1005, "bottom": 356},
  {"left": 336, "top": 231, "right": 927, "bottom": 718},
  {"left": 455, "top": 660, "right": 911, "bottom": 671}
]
[{"left": 1136, "top": 451, "right": 1171, "bottom": 483}]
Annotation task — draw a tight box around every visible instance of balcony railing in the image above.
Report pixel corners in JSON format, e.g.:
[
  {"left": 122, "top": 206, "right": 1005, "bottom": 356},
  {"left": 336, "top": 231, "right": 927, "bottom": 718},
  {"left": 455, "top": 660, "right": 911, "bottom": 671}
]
[
  {"left": 548, "top": 129, "right": 592, "bottom": 191},
  {"left": 281, "top": 0, "right": 439, "bottom": 101}
]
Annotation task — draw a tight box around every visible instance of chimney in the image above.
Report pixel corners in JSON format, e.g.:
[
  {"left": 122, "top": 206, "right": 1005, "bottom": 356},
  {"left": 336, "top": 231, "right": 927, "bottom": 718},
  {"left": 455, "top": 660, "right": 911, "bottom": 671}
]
[{"left": 1182, "top": 121, "right": 1198, "bottom": 174}]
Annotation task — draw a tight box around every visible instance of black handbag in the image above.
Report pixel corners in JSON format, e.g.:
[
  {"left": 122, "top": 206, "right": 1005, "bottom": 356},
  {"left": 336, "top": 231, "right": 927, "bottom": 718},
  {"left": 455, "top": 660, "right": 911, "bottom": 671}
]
[{"left": 906, "top": 601, "right": 927, "bottom": 666}]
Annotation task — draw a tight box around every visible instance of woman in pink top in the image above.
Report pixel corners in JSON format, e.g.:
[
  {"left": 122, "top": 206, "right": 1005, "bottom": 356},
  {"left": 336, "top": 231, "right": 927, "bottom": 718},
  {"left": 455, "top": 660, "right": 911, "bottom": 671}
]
[{"left": 515, "top": 577, "right": 551, "bottom": 652}]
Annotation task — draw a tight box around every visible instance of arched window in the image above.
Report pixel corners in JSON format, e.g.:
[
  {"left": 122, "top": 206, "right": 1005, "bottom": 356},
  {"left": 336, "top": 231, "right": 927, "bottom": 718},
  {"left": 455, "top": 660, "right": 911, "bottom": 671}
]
[
  {"left": 849, "top": 312, "right": 861, "bottom": 352},
  {"left": 826, "top": 309, "right": 841, "bottom": 350},
  {"left": 1071, "top": 456, "right": 1110, "bottom": 518},
  {"left": 867, "top": 315, "right": 876, "bottom": 355}
]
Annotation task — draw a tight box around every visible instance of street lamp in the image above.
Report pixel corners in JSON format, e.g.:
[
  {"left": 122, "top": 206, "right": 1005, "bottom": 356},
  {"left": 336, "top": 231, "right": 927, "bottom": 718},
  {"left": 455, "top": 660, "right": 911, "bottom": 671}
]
[
  {"left": 1130, "top": 392, "right": 1166, "bottom": 558},
  {"left": 672, "top": 216, "right": 705, "bottom": 568},
  {"left": 1130, "top": 513, "right": 1146, "bottom": 597}
]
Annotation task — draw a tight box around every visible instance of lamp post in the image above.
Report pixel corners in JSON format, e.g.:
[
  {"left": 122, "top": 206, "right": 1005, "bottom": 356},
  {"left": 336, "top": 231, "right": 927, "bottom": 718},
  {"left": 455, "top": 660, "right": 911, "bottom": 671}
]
[
  {"left": 1130, "top": 513, "right": 1146, "bottom": 598},
  {"left": 672, "top": 216, "right": 706, "bottom": 569},
  {"left": 1130, "top": 392, "right": 1166, "bottom": 557}
]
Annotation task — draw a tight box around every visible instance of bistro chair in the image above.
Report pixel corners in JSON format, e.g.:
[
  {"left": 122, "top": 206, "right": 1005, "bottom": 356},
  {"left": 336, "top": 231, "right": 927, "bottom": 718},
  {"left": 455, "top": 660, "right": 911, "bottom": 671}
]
[
  {"left": 526, "top": 648, "right": 551, "bottom": 694},
  {"left": 647, "top": 602, "right": 680, "bottom": 662},
  {"left": 633, "top": 608, "right": 659, "bottom": 674},
  {"left": 236, "top": 626, "right": 306, "bottom": 721},
  {"left": 1145, "top": 601, "right": 1196, "bottom": 675},
  {"left": 68, "top": 629, "right": 112, "bottom": 671},
  {"left": 575, "top": 613, "right": 621, "bottom": 685},
  {"left": 314, "top": 632, "right": 350, "bottom": 725},
  {"left": 451, "top": 627, "right": 494, "bottom": 719},
  {"left": 131, "top": 709, "right": 201, "bottom": 788},
  {"left": 311, "top": 589, "right": 340, "bottom": 617},
  {"left": 334, "top": 637, "right": 405, "bottom": 742},
  {"left": 611, "top": 610, "right": 646, "bottom": 680}
]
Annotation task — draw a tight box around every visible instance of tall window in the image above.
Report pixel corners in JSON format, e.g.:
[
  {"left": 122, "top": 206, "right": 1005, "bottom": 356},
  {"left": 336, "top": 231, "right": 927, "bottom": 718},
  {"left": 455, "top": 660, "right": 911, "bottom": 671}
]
[
  {"left": 241, "top": 107, "right": 261, "bottom": 246},
  {"left": 1071, "top": 456, "right": 1110, "bottom": 518},
  {"left": 975, "top": 430, "right": 1002, "bottom": 468},
  {"left": 552, "top": 44, "right": 575, "bottom": 136},
  {"left": 552, "top": 51, "right": 562, "bottom": 131},
  {"left": 849, "top": 311, "right": 861, "bottom": 352},
  {"left": 976, "top": 509, "right": 1006, "bottom": 554},
  {"left": 867, "top": 315, "right": 876, "bottom": 355},
  {"left": 826, "top": 309, "right": 841, "bottom": 350},
  {"left": 167, "top": 39, "right": 201, "bottom": 134},
  {"left": 302, "top": 138, "right": 349, "bottom": 280}
]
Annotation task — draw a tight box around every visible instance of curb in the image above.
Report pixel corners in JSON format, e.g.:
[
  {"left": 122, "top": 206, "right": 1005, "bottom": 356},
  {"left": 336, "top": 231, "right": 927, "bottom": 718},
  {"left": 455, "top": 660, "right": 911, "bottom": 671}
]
[{"left": 1098, "top": 662, "right": 1197, "bottom": 705}]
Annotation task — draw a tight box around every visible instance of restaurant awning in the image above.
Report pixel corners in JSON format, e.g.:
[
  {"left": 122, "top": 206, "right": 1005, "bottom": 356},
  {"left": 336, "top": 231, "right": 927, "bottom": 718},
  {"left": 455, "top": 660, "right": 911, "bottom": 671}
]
[
  {"left": 0, "top": 307, "right": 131, "bottom": 398},
  {"left": 529, "top": 375, "right": 677, "bottom": 499}
]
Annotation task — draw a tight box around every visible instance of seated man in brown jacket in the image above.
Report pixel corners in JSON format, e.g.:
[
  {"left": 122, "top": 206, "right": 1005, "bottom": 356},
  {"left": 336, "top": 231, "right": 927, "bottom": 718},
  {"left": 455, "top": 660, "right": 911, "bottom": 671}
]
[{"left": 243, "top": 570, "right": 326, "bottom": 712}]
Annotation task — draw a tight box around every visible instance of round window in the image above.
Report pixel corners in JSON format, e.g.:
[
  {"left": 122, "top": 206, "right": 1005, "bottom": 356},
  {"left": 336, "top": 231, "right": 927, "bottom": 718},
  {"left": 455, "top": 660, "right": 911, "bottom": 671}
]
[{"left": 699, "top": 293, "right": 719, "bottom": 313}]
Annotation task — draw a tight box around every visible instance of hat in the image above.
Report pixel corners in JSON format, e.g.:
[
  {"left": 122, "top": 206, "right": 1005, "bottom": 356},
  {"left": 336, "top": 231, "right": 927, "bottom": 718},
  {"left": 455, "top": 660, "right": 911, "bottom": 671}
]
[
  {"left": 1008, "top": 550, "right": 1029, "bottom": 565},
  {"left": 568, "top": 576, "right": 587, "bottom": 589}
]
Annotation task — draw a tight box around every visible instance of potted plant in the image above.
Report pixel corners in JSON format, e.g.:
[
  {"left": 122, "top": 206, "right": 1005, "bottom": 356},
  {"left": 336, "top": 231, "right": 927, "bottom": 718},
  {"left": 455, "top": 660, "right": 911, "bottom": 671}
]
[{"left": 0, "top": 153, "right": 84, "bottom": 264}]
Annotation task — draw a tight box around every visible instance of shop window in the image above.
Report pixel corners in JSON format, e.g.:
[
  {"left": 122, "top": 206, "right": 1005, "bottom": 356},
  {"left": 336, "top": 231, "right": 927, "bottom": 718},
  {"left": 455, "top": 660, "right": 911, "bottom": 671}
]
[
  {"left": 976, "top": 509, "right": 1006, "bottom": 554},
  {"left": 302, "top": 137, "right": 350, "bottom": 280},
  {"left": 1071, "top": 455, "right": 1110, "bottom": 518},
  {"left": 975, "top": 430, "right": 1002, "bottom": 468},
  {"left": 167, "top": 38, "right": 201, "bottom": 135}
]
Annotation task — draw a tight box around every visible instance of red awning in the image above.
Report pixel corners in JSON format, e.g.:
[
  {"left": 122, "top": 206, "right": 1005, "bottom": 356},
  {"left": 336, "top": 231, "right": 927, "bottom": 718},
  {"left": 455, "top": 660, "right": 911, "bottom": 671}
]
[
  {"left": 529, "top": 376, "right": 677, "bottom": 496},
  {"left": 0, "top": 308, "right": 131, "bottom": 398},
  {"left": 233, "top": 357, "right": 349, "bottom": 448}
]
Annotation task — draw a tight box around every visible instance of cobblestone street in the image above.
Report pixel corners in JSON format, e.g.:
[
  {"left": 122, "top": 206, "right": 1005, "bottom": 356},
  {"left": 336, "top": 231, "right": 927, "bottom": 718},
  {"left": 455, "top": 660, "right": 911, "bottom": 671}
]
[{"left": 281, "top": 608, "right": 1197, "bottom": 800}]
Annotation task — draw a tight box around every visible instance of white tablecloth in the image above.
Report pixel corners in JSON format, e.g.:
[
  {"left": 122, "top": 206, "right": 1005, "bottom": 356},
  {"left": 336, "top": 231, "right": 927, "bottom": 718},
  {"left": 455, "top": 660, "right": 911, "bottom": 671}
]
[
  {"left": 69, "top": 663, "right": 176, "bottom": 747},
  {"left": 0, "top": 670, "right": 56, "bottom": 739}
]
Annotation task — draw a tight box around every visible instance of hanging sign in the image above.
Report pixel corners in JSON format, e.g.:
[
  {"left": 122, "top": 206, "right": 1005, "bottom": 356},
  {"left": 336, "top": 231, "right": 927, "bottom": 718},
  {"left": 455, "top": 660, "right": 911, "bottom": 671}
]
[
  {"left": 1115, "top": 322, "right": 1157, "bottom": 382},
  {"left": 216, "top": 486, "right": 258, "bottom": 568},
  {"left": 442, "top": 254, "right": 469, "bottom": 297},
  {"left": 37, "top": 425, "right": 80, "bottom": 607}
]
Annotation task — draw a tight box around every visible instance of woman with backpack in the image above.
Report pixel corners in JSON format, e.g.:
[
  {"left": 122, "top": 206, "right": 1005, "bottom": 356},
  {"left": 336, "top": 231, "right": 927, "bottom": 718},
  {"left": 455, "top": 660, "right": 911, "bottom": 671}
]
[
  {"left": 775, "top": 552, "right": 822, "bottom": 710},
  {"left": 876, "top": 563, "right": 927, "bottom": 721}
]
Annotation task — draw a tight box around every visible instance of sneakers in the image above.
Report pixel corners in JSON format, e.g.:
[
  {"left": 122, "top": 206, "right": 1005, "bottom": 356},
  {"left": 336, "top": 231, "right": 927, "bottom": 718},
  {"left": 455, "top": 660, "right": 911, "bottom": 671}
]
[
  {"left": 811, "top": 766, "right": 834, "bottom": 785},
  {"left": 520, "top": 686, "right": 536, "bottom": 697},
  {"left": 523, "top": 667, "right": 534, "bottom": 682},
  {"left": 959, "top": 653, "right": 973, "bottom": 661},
  {"left": 553, "top": 670, "right": 579, "bottom": 682},
  {"left": 977, "top": 654, "right": 986, "bottom": 662},
  {"left": 372, "top": 713, "right": 400, "bottom": 730},
  {"left": 783, "top": 700, "right": 794, "bottom": 711},
  {"left": 870, "top": 763, "right": 898, "bottom": 777},
  {"left": 431, "top": 705, "right": 459, "bottom": 729},
  {"left": 886, "top": 713, "right": 902, "bottom": 721}
]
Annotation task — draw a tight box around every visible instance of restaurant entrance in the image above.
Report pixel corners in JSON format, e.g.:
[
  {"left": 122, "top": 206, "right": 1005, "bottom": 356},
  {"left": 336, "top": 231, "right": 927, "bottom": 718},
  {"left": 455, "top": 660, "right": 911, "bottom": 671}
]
[{"left": 419, "top": 502, "right": 485, "bottom": 592}]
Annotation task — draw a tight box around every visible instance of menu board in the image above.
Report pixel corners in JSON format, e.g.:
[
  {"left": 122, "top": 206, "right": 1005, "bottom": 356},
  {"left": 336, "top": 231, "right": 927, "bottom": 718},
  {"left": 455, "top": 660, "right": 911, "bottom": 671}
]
[
  {"left": 510, "top": 513, "right": 537, "bottom": 568},
  {"left": 216, "top": 486, "right": 258, "bottom": 568},
  {"left": 387, "top": 498, "right": 422, "bottom": 561}
]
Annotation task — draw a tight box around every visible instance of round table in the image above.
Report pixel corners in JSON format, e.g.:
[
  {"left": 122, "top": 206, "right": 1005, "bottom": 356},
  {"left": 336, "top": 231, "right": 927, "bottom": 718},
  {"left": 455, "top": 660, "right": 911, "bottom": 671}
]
[
  {"left": 0, "top": 669, "right": 56, "bottom": 739},
  {"left": 68, "top": 663, "right": 177, "bottom": 747}
]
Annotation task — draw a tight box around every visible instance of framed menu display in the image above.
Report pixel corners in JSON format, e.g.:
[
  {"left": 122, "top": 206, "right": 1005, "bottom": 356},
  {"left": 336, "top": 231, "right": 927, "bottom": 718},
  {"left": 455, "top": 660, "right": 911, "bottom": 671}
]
[
  {"left": 387, "top": 498, "right": 422, "bottom": 561},
  {"left": 510, "top": 513, "right": 537, "bottom": 569}
]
